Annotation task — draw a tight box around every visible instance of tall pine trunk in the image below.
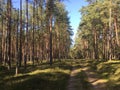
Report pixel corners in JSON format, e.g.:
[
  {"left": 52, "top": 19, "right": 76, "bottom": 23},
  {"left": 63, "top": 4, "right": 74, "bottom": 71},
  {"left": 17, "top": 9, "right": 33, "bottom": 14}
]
[
  {"left": 49, "top": 15, "right": 53, "bottom": 66},
  {"left": 7, "top": 0, "right": 12, "bottom": 70},
  {"left": 19, "top": 0, "right": 22, "bottom": 67},
  {"left": 32, "top": 0, "right": 35, "bottom": 65},
  {"left": 108, "top": 0, "right": 112, "bottom": 60},
  {"left": 16, "top": 10, "right": 19, "bottom": 75}
]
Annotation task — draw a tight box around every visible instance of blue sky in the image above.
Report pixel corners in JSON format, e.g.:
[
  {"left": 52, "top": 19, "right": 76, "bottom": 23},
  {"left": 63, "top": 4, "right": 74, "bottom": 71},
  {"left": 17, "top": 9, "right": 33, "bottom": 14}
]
[{"left": 64, "top": 0, "right": 88, "bottom": 40}]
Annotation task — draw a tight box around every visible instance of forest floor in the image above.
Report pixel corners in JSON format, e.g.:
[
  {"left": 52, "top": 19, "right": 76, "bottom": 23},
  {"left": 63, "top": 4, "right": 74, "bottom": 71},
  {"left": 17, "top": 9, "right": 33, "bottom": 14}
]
[
  {"left": 0, "top": 59, "right": 120, "bottom": 90},
  {"left": 67, "top": 60, "right": 120, "bottom": 90},
  {"left": 0, "top": 60, "right": 72, "bottom": 90},
  {"left": 81, "top": 61, "right": 107, "bottom": 90},
  {"left": 67, "top": 60, "right": 91, "bottom": 90},
  {"left": 67, "top": 67, "right": 82, "bottom": 90}
]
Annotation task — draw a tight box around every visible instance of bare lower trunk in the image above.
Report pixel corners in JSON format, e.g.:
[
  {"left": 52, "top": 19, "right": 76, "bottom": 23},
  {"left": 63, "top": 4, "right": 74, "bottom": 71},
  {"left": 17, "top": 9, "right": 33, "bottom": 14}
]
[{"left": 49, "top": 15, "right": 53, "bottom": 66}]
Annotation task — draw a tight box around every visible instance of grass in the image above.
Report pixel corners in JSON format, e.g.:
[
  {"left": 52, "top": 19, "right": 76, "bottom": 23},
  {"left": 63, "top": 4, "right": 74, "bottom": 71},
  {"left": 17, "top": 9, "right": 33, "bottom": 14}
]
[
  {"left": 0, "top": 60, "right": 73, "bottom": 90},
  {"left": 96, "top": 60, "right": 120, "bottom": 90},
  {"left": 1, "top": 59, "right": 119, "bottom": 90},
  {"left": 85, "top": 59, "right": 120, "bottom": 90}
]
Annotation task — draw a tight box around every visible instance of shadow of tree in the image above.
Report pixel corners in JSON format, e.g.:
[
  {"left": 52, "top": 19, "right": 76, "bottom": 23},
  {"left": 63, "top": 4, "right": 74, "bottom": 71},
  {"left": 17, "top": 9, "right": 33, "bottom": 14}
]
[
  {"left": 0, "top": 71, "right": 69, "bottom": 90},
  {"left": 84, "top": 60, "right": 120, "bottom": 90},
  {"left": 0, "top": 60, "right": 73, "bottom": 90}
]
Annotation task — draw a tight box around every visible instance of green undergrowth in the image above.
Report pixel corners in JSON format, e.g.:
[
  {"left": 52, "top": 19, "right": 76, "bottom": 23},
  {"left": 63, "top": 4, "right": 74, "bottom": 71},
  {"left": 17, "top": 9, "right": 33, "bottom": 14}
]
[
  {"left": 0, "top": 60, "right": 73, "bottom": 90},
  {"left": 1, "top": 59, "right": 119, "bottom": 90},
  {"left": 86, "top": 59, "right": 120, "bottom": 90},
  {"left": 97, "top": 60, "right": 120, "bottom": 90}
]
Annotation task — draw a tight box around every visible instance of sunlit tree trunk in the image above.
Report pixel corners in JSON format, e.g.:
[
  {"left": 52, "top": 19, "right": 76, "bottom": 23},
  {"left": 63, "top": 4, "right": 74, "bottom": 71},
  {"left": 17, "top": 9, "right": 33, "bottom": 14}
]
[
  {"left": 114, "top": 11, "right": 119, "bottom": 46},
  {"left": 93, "top": 28, "right": 99, "bottom": 59},
  {"left": 46, "top": 0, "right": 53, "bottom": 65},
  {"left": 16, "top": 10, "right": 19, "bottom": 75},
  {"left": 7, "top": 0, "right": 12, "bottom": 70},
  {"left": 40, "top": 0, "right": 44, "bottom": 62},
  {"left": 108, "top": 0, "right": 112, "bottom": 60}
]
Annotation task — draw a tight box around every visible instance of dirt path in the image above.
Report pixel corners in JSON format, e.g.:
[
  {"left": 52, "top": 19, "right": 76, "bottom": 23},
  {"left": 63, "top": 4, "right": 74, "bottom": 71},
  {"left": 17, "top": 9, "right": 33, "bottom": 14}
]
[
  {"left": 82, "top": 66, "right": 108, "bottom": 90},
  {"left": 67, "top": 67, "right": 82, "bottom": 90},
  {"left": 67, "top": 61, "right": 108, "bottom": 90}
]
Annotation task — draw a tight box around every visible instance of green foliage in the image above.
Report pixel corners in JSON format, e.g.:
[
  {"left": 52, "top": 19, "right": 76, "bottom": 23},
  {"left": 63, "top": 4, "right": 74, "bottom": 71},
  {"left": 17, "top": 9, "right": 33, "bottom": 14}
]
[
  {"left": 69, "top": 47, "right": 83, "bottom": 59},
  {"left": 75, "top": 0, "right": 120, "bottom": 60}
]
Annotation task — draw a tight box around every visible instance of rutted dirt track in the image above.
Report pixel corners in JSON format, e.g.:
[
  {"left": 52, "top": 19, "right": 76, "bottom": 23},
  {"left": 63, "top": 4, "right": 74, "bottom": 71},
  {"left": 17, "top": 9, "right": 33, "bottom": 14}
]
[
  {"left": 82, "top": 66, "right": 107, "bottom": 90},
  {"left": 67, "top": 67, "right": 81, "bottom": 90},
  {"left": 67, "top": 60, "right": 107, "bottom": 90}
]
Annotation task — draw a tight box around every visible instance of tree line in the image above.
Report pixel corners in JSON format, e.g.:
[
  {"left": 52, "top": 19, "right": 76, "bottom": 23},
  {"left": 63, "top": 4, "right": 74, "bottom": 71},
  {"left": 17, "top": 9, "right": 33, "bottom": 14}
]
[
  {"left": 73, "top": 0, "right": 120, "bottom": 60},
  {"left": 0, "top": 0, "right": 73, "bottom": 75}
]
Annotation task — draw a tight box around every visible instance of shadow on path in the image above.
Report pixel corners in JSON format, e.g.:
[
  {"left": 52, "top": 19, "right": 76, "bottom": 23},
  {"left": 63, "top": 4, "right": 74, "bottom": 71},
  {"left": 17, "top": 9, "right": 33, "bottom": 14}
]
[
  {"left": 67, "top": 60, "right": 108, "bottom": 90},
  {"left": 82, "top": 64, "right": 108, "bottom": 90},
  {"left": 67, "top": 65, "right": 92, "bottom": 90}
]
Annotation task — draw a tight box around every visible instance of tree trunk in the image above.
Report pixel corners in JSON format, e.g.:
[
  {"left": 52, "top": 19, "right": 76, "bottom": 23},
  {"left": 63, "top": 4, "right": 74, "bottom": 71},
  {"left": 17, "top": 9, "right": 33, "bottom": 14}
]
[
  {"left": 1, "top": 15, "right": 4, "bottom": 64},
  {"left": 49, "top": 15, "right": 53, "bottom": 66},
  {"left": 24, "top": 0, "right": 29, "bottom": 69},
  {"left": 114, "top": 13, "right": 119, "bottom": 46},
  {"left": 93, "top": 28, "right": 98, "bottom": 59},
  {"left": 7, "top": 0, "right": 12, "bottom": 70},
  {"left": 108, "top": 0, "right": 112, "bottom": 60},
  {"left": 16, "top": 10, "right": 19, "bottom": 75},
  {"left": 32, "top": 0, "right": 35, "bottom": 65},
  {"left": 19, "top": 0, "right": 23, "bottom": 67}
]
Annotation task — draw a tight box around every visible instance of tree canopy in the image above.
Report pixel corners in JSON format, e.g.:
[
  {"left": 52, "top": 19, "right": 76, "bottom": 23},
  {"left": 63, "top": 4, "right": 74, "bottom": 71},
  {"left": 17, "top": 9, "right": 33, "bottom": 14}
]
[{"left": 74, "top": 0, "right": 120, "bottom": 60}]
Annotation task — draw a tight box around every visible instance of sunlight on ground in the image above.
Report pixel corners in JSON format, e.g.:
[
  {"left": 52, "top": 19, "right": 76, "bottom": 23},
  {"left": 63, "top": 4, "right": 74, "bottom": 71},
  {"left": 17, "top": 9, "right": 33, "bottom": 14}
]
[
  {"left": 92, "top": 79, "right": 108, "bottom": 85},
  {"left": 71, "top": 68, "right": 81, "bottom": 77},
  {"left": 29, "top": 68, "right": 70, "bottom": 76},
  {"left": 0, "top": 59, "right": 120, "bottom": 90},
  {"left": 0, "top": 60, "right": 73, "bottom": 90}
]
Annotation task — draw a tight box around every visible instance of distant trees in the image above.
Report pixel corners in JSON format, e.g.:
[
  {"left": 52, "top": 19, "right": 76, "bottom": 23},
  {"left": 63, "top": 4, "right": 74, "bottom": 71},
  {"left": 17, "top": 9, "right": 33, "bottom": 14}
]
[
  {"left": 0, "top": 0, "right": 73, "bottom": 74},
  {"left": 74, "top": 0, "right": 120, "bottom": 60}
]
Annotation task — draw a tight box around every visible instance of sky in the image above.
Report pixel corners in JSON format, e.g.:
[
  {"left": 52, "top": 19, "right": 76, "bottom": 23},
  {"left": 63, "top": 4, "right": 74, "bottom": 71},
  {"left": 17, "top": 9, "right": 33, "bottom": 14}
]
[{"left": 64, "top": 0, "right": 88, "bottom": 41}]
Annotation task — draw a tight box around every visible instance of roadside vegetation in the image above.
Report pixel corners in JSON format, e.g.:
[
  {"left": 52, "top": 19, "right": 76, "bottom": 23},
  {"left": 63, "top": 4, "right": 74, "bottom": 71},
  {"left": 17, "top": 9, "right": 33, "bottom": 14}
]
[
  {"left": 97, "top": 60, "right": 120, "bottom": 90},
  {"left": 0, "top": 60, "right": 72, "bottom": 90},
  {"left": 0, "top": 59, "right": 120, "bottom": 90},
  {"left": 85, "top": 60, "right": 120, "bottom": 90}
]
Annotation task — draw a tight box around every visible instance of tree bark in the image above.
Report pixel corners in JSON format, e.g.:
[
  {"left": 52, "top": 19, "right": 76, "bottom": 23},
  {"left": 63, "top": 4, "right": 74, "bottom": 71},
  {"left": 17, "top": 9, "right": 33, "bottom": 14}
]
[
  {"left": 49, "top": 15, "right": 53, "bottom": 66},
  {"left": 16, "top": 10, "right": 19, "bottom": 75},
  {"left": 7, "top": 0, "right": 12, "bottom": 70},
  {"left": 19, "top": 0, "right": 23, "bottom": 67}
]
